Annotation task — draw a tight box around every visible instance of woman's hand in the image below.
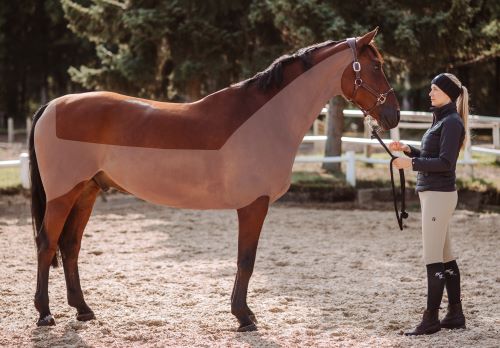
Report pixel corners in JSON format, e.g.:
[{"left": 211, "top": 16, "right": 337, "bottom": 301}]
[
  {"left": 392, "top": 157, "right": 412, "bottom": 170},
  {"left": 388, "top": 141, "right": 410, "bottom": 153}
]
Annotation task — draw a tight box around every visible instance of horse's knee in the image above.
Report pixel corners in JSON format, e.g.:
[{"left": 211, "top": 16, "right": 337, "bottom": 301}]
[
  {"left": 37, "top": 242, "right": 58, "bottom": 258},
  {"left": 237, "top": 258, "right": 255, "bottom": 276},
  {"left": 60, "top": 241, "right": 81, "bottom": 260}
]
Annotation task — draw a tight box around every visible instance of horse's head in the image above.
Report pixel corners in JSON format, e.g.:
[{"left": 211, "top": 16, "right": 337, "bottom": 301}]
[{"left": 341, "top": 28, "right": 400, "bottom": 130}]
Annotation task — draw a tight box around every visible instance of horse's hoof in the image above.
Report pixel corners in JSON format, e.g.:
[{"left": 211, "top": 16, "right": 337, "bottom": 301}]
[
  {"left": 237, "top": 323, "right": 257, "bottom": 332},
  {"left": 37, "top": 314, "right": 55, "bottom": 327},
  {"left": 77, "top": 311, "right": 95, "bottom": 321}
]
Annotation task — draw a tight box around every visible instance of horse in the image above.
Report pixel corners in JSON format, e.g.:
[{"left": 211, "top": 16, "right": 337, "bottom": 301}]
[{"left": 29, "top": 28, "right": 399, "bottom": 331}]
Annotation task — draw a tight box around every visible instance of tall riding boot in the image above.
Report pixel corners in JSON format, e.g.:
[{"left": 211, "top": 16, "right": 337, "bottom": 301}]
[
  {"left": 442, "top": 260, "right": 465, "bottom": 329},
  {"left": 441, "top": 302, "right": 466, "bottom": 329},
  {"left": 405, "top": 263, "right": 445, "bottom": 336},
  {"left": 405, "top": 309, "right": 441, "bottom": 336}
]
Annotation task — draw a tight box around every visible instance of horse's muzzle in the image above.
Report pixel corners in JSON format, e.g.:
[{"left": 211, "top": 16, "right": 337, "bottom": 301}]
[{"left": 379, "top": 106, "right": 400, "bottom": 130}]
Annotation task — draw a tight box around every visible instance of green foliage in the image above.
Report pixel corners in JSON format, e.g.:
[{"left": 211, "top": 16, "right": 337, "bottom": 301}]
[
  {"left": 0, "top": 0, "right": 498, "bottom": 119},
  {"left": 0, "top": 168, "right": 21, "bottom": 189},
  {"left": 0, "top": 0, "right": 95, "bottom": 124}
]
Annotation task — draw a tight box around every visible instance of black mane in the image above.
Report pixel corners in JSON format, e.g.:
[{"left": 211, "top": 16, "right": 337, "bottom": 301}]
[{"left": 237, "top": 40, "right": 340, "bottom": 91}]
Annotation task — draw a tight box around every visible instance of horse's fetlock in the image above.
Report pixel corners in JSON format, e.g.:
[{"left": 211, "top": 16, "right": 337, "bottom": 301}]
[{"left": 231, "top": 306, "right": 246, "bottom": 318}]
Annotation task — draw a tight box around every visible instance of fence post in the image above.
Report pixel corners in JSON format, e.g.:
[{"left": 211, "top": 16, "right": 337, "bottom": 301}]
[
  {"left": 464, "top": 121, "right": 474, "bottom": 177},
  {"left": 345, "top": 150, "right": 356, "bottom": 187},
  {"left": 390, "top": 127, "right": 400, "bottom": 141},
  {"left": 493, "top": 123, "right": 499, "bottom": 149},
  {"left": 7, "top": 118, "right": 14, "bottom": 143},
  {"left": 363, "top": 118, "right": 372, "bottom": 158},
  {"left": 492, "top": 123, "right": 500, "bottom": 162},
  {"left": 26, "top": 117, "right": 32, "bottom": 145},
  {"left": 20, "top": 153, "right": 30, "bottom": 189}
]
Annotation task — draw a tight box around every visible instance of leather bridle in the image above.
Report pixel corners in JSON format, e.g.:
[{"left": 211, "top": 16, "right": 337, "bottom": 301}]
[
  {"left": 345, "top": 37, "right": 408, "bottom": 230},
  {"left": 345, "top": 38, "right": 395, "bottom": 116}
]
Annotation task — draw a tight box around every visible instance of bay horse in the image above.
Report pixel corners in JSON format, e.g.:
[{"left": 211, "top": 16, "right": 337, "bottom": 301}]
[{"left": 29, "top": 28, "right": 399, "bottom": 331}]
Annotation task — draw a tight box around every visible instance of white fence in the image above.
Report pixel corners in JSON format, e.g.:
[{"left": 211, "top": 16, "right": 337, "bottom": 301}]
[
  {"left": 1, "top": 108, "right": 499, "bottom": 189},
  {"left": 295, "top": 135, "right": 480, "bottom": 187},
  {"left": 314, "top": 108, "right": 500, "bottom": 158},
  {"left": 3, "top": 118, "right": 32, "bottom": 144},
  {"left": 0, "top": 153, "right": 30, "bottom": 189}
]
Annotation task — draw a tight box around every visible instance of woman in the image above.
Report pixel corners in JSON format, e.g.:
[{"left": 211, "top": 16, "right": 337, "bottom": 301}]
[{"left": 390, "top": 73, "right": 468, "bottom": 335}]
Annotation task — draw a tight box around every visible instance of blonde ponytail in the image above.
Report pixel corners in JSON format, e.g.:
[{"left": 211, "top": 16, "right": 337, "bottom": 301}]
[{"left": 444, "top": 73, "right": 469, "bottom": 150}]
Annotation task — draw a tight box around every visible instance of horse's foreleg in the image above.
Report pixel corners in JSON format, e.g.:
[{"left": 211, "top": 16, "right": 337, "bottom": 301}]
[
  {"left": 231, "top": 196, "right": 269, "bottom": 332},
  {"left": 59, "top": 181, "right": 100, "bottom": 321},
  {"left": 35, "top": 184, "right": 85, "bottom": 326}
]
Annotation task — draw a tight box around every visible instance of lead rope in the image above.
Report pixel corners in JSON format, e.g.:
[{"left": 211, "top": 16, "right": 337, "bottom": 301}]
[{"left": 370, "top": 130, "right": 409, "bottom": 230}]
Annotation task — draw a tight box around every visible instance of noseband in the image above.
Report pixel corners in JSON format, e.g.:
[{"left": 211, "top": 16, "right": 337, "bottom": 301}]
[{"left": 345, "top": 38, "right": 408, "bottom": 230}]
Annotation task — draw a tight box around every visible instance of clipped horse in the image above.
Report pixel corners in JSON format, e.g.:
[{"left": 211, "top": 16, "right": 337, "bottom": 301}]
[{"left": 29, "top": 28, "right": 399, "bottom": 331}]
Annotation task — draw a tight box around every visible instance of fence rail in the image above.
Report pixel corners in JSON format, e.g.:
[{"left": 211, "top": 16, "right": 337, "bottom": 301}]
[
  {"left": 0, "top": 153, "right": 30, "bottom": 189},
  {"left": 2, "top": 107, "right": 499, "bottom": 189}
]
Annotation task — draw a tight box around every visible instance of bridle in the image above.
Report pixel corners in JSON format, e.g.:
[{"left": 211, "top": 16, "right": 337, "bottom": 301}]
[
  {"left": 345, "top": 38, "right": 394, "bottom": 117},
  {"left": 345, "top": 37, "right": 408, "bottom": 230}
]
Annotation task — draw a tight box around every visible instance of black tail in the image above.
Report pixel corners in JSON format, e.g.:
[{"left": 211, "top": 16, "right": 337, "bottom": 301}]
[{"left": 29, "top": 104, "right": 59, "bottom": 267}]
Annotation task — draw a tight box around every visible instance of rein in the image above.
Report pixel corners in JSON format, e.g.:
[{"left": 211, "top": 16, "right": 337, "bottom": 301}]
[
  {"left": 344, "top": 37, "right": 408, "bottom": 230},
  {"left": 370, "top": 130, "right": 409, "bottom": 230}
]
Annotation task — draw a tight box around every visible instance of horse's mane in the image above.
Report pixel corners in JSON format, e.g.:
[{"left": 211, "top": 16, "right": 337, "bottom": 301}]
[{"left": 236, "top": 40, "right": 341, "bottom": 91}]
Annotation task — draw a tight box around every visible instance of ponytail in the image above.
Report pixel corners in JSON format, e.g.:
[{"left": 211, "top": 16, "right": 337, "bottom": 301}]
[{"left": 445, "top": 73, "right": 469, "bottom": 150}]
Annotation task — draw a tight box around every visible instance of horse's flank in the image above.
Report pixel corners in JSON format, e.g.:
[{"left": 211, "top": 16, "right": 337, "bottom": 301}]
[{"left": 35, "top": 44, "right": 352, "bottom": 209}]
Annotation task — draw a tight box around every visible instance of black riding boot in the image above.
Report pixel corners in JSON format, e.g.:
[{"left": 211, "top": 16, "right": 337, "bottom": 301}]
[
  {"left": 405, "top": 263, "right": 445, "bottom": 336},
  {"left": 441, "top": 302, "right": 466, "bottom": 329},
  {"left": 441, "top": 260, "right": 466, "bottom": 329},
  {"left": 405, "top": 309, "right": 441, "bottom": 336}
]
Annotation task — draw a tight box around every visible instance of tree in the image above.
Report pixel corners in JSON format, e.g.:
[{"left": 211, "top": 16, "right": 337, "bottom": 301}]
[
  {"left": 330, "top": 0, "right": 500, "bottom": 113},
  {"left": 0, "top": 0, "right": 94, "bottom": 125},
  {"left": 61, "top": 0, "right": 260, "bottom": 101}
]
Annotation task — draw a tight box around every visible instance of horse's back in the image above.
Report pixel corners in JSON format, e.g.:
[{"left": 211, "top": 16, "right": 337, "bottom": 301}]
[{"left": 54, "top": 89, "right": 265, "bottom": 151}]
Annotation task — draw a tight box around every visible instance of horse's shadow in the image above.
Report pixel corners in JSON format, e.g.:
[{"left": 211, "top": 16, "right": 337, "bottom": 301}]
[
  {"left": 31, "top": 323, "right": 90, "bottom": 348},
  {"left": 234, "top": 331, "right": 281, "bottom": 348}
]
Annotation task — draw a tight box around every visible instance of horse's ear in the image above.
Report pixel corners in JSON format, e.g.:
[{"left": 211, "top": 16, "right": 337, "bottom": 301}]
[{"left": 357, "top": 27, "right": 379, "bottom": 47}]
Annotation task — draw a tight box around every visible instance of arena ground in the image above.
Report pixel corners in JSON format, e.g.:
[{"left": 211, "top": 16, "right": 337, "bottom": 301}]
[{"left": 0, "top": 193, "right": 498, "bottom": 347}]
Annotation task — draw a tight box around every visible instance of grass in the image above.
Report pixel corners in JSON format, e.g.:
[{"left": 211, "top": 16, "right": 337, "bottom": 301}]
[
  {"left": 291, "top": 171, "right": 346, "bottom": 187},
  {"left": 0, "top": 167, "right": 21, "bottom": 188}
]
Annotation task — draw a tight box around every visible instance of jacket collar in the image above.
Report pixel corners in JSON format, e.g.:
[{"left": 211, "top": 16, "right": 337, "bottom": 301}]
[{"left": 430, "top": 102, "right": 457, "bottom": 122}]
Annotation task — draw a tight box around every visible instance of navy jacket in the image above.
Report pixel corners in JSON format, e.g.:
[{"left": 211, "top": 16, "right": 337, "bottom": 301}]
[{"left": 405, "top": 103, "right": 465, "bottom": 192}]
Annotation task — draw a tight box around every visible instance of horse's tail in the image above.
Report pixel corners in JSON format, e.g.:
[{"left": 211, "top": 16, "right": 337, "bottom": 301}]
[{"left": 29, "top": 104, "right": 58, "bottom": 267}]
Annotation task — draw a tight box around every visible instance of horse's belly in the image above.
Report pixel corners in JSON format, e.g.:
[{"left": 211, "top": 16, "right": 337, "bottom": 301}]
[
  {"left": 103, "top": 145, "right": 293, "bottom": 209},
  {"left": 103, "top": 147, "right": 254, "bottom": 209}
]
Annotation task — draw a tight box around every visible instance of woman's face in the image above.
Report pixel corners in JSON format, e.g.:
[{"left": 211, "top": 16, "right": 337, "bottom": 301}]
[{"left": 429, "top": 84, "right": 451, "bottom": 107}]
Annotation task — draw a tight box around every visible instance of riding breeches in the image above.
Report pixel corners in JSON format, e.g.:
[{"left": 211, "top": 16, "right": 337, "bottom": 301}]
[{"left": 418, "top": 190, "right": 458, "bottom": 265}]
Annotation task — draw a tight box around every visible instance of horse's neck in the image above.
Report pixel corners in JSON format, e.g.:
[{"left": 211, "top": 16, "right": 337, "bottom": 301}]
[{"left": 273, "top": 47, "right": 352, "bottom": 149}]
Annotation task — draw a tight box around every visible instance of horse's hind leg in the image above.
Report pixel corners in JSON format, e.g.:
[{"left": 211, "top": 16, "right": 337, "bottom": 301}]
[
  {"left": 59, "top": 180, "right": 100, "bottom": 321},
  {"left": 231, "top": 196, "right": 269, "bottom": 332},
  {"left": 35, "top": 183, "right": 86, "bottom": 326}
]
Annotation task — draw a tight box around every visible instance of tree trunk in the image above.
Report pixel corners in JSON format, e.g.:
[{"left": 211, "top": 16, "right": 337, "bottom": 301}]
[
  {"left": 186, "top": 78, "right": 202, "bottom": 101},
  {"left": 322, "top": 96, "right": 345, "bottom": 173}
]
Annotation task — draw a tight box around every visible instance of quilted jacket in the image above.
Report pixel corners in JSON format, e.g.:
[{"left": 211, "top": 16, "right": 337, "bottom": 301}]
[{"left": 405, "top": 102, "right": 465, "bottom": 192}]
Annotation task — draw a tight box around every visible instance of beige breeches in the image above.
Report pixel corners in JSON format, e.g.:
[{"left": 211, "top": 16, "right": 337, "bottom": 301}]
[{"left": 418, "top": 191, "right": 458, "bottom": 265}]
